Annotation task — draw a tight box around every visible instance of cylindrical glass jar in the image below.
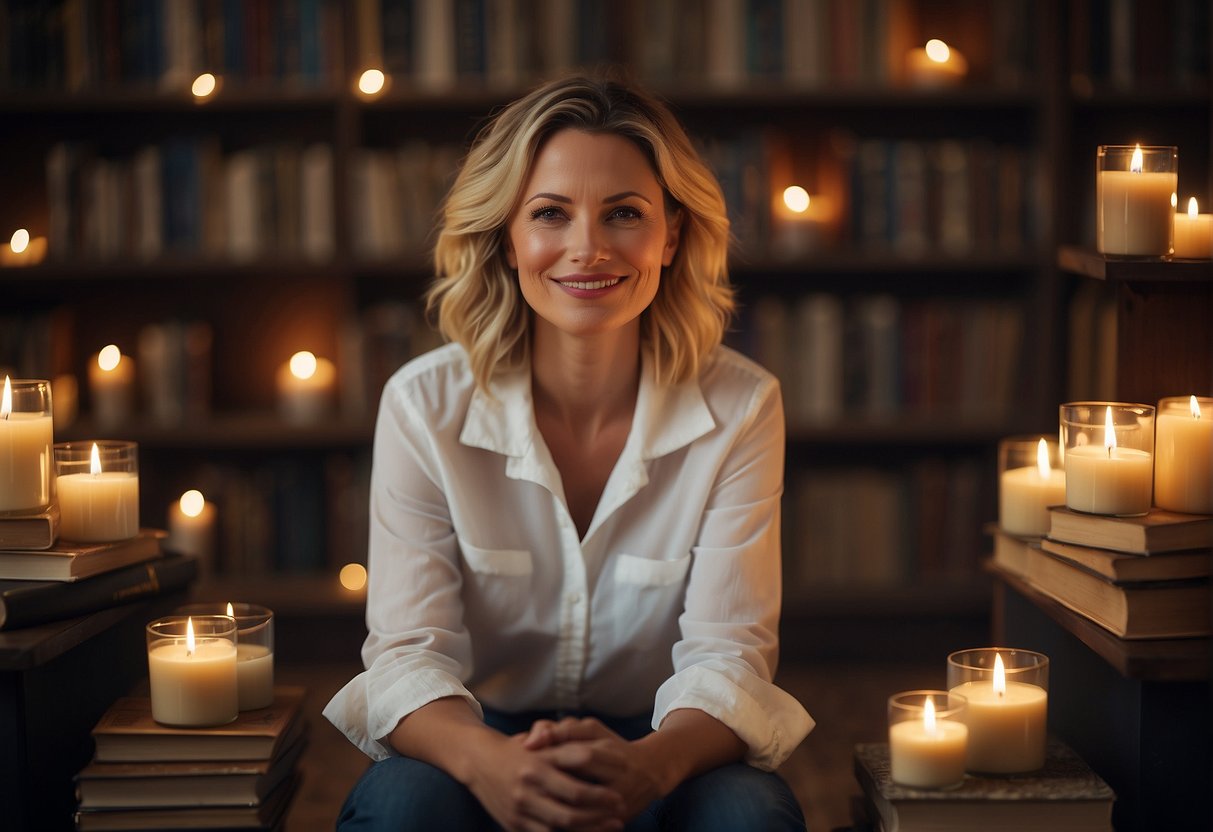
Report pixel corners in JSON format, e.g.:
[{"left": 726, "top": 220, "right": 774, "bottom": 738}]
[
  {"left": 1096, "top": 144, "right": 1178, "bottom": 258},
  {"left": 1061, "top": 402, "right": 1154, "bottom": 516}
]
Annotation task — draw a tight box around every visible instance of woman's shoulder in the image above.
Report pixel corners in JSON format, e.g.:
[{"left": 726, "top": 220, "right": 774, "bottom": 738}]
[
  {"left": 380, "top": 343, "right": 475, "bottom": 412},
  {"left": 699, "top": 344, "right": 779, "bottom": 397}
]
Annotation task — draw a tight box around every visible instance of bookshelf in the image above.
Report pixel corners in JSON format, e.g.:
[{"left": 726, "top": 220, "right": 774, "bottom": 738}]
[{"left": 0, "top": 1, "right": 1207, "bottom": 633}]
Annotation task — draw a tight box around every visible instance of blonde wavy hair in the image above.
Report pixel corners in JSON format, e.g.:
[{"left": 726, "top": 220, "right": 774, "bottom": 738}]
[{"left": 426, "top": 74, "right": 734, "bottom": 390}]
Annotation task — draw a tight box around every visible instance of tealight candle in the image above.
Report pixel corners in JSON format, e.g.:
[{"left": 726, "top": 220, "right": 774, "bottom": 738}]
[
  {"left": 1154, "top": 395, "right": 1213, "bottom": 514},
  {"left": 54, "top": 441, "right": 139, "bottom": 541},
  {"left": 146, "top": 615, "right": 238, "bottom": 727},
  {"left": 999, "top": 436, "right": 1066, "bottom": 537},
  {"left": 1097, "top": 145, "right": 1178, "bottom": 257},
  {"left": 1173, "top": 197, "right": 1213, "bottom": 259},
  {"left": 948, "top": 648, "right": 1048, "bottom": 774},
  {"left": 176, "top": 601, "right": 275, "bottom": 710},
  {"left": 1062, "top": 402, "right": 1154, "bottom": 516},
  {"left": 905, "top": 39, "right": 968, "bottom": 88},
  {"left": 0, "top": 377, "right": 54, "bottom": 514},
  {"left": 888, "top": 690, "right": 968, "bottom": 788},
  {"left": 276, "top": 350, "right": 336, "bottom": 425},
  {"left": 88, "top": 344, "right": 135, "bottom": 430}
]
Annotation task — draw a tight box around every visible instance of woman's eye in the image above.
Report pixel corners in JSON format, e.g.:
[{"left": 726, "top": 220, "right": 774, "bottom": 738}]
[
  {"left": 609, "top": 206, "right": 643, "bottom": 221},
  {"left": 530, "top": 206, "right": 565, "bottom": 222}
]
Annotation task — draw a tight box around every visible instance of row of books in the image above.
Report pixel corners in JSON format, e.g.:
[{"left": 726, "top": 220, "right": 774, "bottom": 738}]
[
  {"left": 783, "top": 456, "right": 991, "bottom": 596},
  {"left": 1068, "top": 0, "right": 1210, "bottom": 92},
  {"left": 992, "top": 506, "right": 1212, "bottom": 640},
  {"left": 734, "top": 293, "right": 1023, "bottom": 427},
  {"left": 1, "top": 0, "right": 344, "bottom": 91},
  {"left": 349, "top": 141, "right": 462, "bottom": 260}
]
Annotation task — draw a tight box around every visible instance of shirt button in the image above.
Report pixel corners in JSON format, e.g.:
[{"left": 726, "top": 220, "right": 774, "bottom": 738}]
[{"left": 566, "top": 591, "right": 581, "bottom": 605}]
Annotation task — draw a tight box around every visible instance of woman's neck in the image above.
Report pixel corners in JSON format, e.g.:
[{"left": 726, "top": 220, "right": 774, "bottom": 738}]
[{"left": 530, "top": 320, "right": 641, "bottom": 440}]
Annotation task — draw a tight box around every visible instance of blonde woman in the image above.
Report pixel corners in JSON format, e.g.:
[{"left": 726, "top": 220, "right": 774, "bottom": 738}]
[{"left": 325, "top": 75, "right": 813, "bottom": 832}]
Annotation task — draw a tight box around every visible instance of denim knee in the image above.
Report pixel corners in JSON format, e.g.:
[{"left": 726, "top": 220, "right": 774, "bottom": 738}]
[
  {"left": 658, "top": 763, "right": 806, "bottom": 832},
  {"left": 337, "top": 755, "right": 494, "bottom": 831}
]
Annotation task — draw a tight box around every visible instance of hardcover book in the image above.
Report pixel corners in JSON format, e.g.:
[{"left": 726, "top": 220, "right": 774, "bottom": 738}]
[
  {"left": 1041, "top": 537, "right": 1211, "bottom": 583},
  {"left": 0, "top": 528, "right": 164, "bottom": 582},
  {"left": 1047, "top": 506, "right": 1213, "bottom": 554},
  {"left": 0, "top": 503, "right": 60, "bottom": 550},
  {"left": 74, "top": 773, "right": 298, "bottom": 831}
]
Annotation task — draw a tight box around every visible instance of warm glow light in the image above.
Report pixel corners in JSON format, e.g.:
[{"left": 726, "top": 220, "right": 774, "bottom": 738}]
[
  {"left": 1130, "top": 144, "right": 1144, "bottom": 174},
  {"left": 782, "top": 186, "right": 810, "bottom": 214},
  {"left": 1103, "top": 405, "right": 1117, "bottom": 453},
  {"left": 89, "top": 442, "right": 102, "bottom": 475},
  {"left": 180, "top": 489, "right": 206, "bottom": 518},
  {"left": 993, "top": 652, "right": 1006, "bottom": 696},
  {"left": 358, "top": 68, "right": 386, "bottom": 96},
  {"left": 191, "top": 72, "right": 217, "bottom": 98},
  {"left": 1036, "top": 438, "right": 1051, "bottom": 478},
  {"left": 226, "top": 602, "right": 234, "bottom": 617},
  {"left": 1, "top": 376, "right": 10, "bottom": 419},
  {"left": 98, "top": 344, "right": 122, "bottom": 372},
  {"left": 289, "top": 351, "right": 318, "bottom": 380},
  {"left": 1191, "top": 394, "right": 1202, "bottom": 420},
  {"left": 1172, "top": 192, "right": 1179, "bottom": 208},
  {"left": 10, "top": 229, "right": 30, "bottom": 253},
  {"left": 923, "top": 695, "right": 937, "bottom": 732},
  {"left": 339, "top": 563, "right": 368, "bottom": 591},
  {"left": 1188, "top": 197, "right": 1200, "bottom": 219},
  {"left": 925, "top": 39, "right": 951, "bottom": 63},
  {"left": 185, "top": 616, "right": 196, "bottom": 655}
]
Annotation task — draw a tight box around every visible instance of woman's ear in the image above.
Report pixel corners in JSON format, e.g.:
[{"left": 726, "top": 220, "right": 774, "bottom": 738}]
[
  {"left": 504, "top": 237, "right": 517, "bottom": 270},
  {"left": 662, "top": 208, "right": 683, "bottom": 267}
]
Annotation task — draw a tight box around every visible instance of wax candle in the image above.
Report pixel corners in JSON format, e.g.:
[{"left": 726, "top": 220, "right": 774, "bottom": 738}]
[
  {"left": 948, "top": 650, "right": 1048, "bottom": 774},
  {"left": 1154, "top": 395, "right": 1213, "bottom": 514},
  {"left": 236, "top": 643, "right": 274, "bottom": 710},
  {"left": 1097, "top": 145, "right": 1177, "bottom": 257},
  {"left": 772, "top": 186, "right": 826, "bottom": 259},
  {"left": 147, "top": 616, "right": 238, "bottom": 727},
  {"left": 88, "top": 345, "right": 135, "bottom": 430},
  {"left": 167, "top": 489, "right": 217, "bottom": 578},
  {"left": 0, "top": 377, "right": 54, "bottom": 513},
  {"left": 1064, "top": 405, "right": 1153, "bottom": 516},
  {"left": 0, "top": 229, "right": 48, "bottom": 267},
  {"left": 1173, "top": 197, "right": 1213, "bottom": 259},
  {"left": 999, "top": 437, "right": 1066, "bottom": 537},
  {"left": 905, "top": 39, "right": 968, "bottom": 88},
  {"left": 174, "top": 601, "right": 275, "bottom": 711},
  {"left": 55, "top": 441, "right": 139, "bottom": 541},
  {"left": 276, "top": 350, "right": 336, "bottom": 424},
  {"left": 888, "top": 691, "right": 969, "bottom": 789}
]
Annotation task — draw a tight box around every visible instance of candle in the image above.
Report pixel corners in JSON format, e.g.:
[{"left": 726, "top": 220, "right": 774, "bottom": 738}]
[
  {"left": 772, "top": 186, "right": 826, "bottom": 259},
  {"left": 167, "top": 489, "right": 217, "bottom": 578},
  {"left": 146, "top": 616, "right": 238, "bottom": 727},
  {"left": 1154, "top": 395, "right": 1213, "bottom": 514},
  {"left": 276, "top": 350, "right": 336, "bottom": 424},
  {"left": 888, "top": 691, "right": 969, "bottom": 789},
  {"left": 1064, "top": 404, "right": 1153, "bottom": 516},
  {"left": 0, "top": 229, "right": 48, "bottom": 267},
  {"left": 1173, "top": 197, "right": 1213, "bottom": 259},
  {"left": 236, "top": 643, "right": 274, "bottom": 710},
  {"left": 905, "top": 39, "right": 968, "bottom": 88},
  {"left": 175, "top": 601, "right": 275, "bottom": 711},
  {"left": 55, "top": 441, "right": 139, "bottom": 541},
  {"left": 999, "top": 437, "right": 1066, "bottom": 537},
  {"left": 1097, "top": 145, "right": 1178, "bottom": 257},
  {"left": 0, "top": 377, "right": 54, "bottom": 513},
  {"left": 88, "top": 345, "right": 135, "bottom": 430},
  {"left": 948, "top": 650, "right": 1048, "bottom": 774}
]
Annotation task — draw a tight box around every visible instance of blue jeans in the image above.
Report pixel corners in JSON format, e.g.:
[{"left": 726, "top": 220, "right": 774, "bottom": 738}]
[{"left": 337, "top": 709, "right": 807, "bottom": 831}]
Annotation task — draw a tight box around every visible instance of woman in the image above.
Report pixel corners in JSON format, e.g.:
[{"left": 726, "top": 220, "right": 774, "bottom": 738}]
[{"left": 325, "top": 74, "right": 813, "bottom": 831}]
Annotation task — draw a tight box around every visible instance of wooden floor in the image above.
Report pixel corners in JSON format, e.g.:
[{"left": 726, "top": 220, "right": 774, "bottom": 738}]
[{"left": 279, "top": 658, "right": 942, "bottom": 831}]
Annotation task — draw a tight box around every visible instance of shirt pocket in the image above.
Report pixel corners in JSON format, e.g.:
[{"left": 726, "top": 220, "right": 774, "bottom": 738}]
[
  {"left": 611, "top": 553, "right": 691, "bottom": 650},
  {"left": 459, "top": 541, "right": 534, "bottom": 629},
  {"left": 614, "top": 553, "right": 692, "bottom": 586}
]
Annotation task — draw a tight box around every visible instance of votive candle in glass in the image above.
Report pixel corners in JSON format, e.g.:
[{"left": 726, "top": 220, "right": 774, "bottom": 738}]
[
  {"left": 54, "top": 440, "right": 139, "bottom": 541},
  {"left": 176, "top": 601, "right": 274, "bottom": 710},
  {"left": 999, "top": 436, "right": 1066, "bottom": 537},
  {"left": 0, "top": 377, "right": 54, "bottom": 514},
  {"left": 1154, "top": 395, "right": 1213, "bottom": 515},
  {"left": 146, "top": 615, "right": 238, "bottom": 727},
  {"left": 1061, "top": 402, "right": 1154, "bottom": 516},
  {"left": 1097, "top": 144, "right": 1178, "bottom": 258},
  {"left": 948, "top": 648, "right": 1048, "bottom": 774},
  {"left": 888, "top": 690, "right": 969, "bottom": 789}
]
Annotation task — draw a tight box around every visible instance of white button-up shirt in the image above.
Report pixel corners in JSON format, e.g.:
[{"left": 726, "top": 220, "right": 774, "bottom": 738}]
[{"left": 323, "top": 343, "right": 814, "bottom": 771}]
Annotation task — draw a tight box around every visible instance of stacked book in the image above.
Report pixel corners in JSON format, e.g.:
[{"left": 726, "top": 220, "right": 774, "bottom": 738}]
[
  {"left": 0, "top": 507, "right": 197, "bottom": 631},
  {"left": 74, "top": 687, "right": 308, "bottom": 831},
  {"left": 993, "top": 506, "right": 1212, "bottom": 640}
]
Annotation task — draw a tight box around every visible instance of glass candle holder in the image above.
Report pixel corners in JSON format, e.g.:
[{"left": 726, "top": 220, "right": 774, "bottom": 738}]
[
  {"left": 176, "top": 601, "right": 275, "bottom": 710},
  {"left": 0, "top": 378, "right": 54, "bottom": 515},
  {"left": 1097, "top": 144, "right": 1178, "bottom": 258},
  {"left": 888, "top": 690, "right": 969, "bottom": 789},
  {"left": 146, "top": 614, "right": 238, "bottom": 727},
  {"left": 1061, "top": 402, "right": 1155, "bottom": 516},
  {"left": 1154, "top": 395, "right": 1213, "bottom": 515},
  {"left": 998, "top": 436, "right": 1065, "bottom": 537},
  {"left": 54, "top": 440, "right": 139, "bottom": 541},
  {"left": 947, "top": 648, "right": 1048, "bottom": 774}
]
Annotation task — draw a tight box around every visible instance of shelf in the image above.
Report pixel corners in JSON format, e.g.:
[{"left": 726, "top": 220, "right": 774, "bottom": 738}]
[
  {"left": 0, "top": 257, "right": 347, "bottom": 285},
  {"left": 59, "top": 414, "right": 374, "bottom": 451},
  {"left": 787, "top": 416, "right": 1037, "bottom": 447},
  {"left": 0, "top": 88, "right": 342, "bottom": 115},
  {"left": 1058, "top": 245, "right": 1213, "bottom": 282}
]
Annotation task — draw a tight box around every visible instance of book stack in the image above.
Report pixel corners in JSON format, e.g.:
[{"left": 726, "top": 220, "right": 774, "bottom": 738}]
[
  {"left": 853, "top": 740, "right": 1115, "bottom": 832},
  {"left": 74, "top": 687, "right": 308, "bottom": 831},
  {"left": 1001, "top": 507, "right": 1213, "bottom": 640}
]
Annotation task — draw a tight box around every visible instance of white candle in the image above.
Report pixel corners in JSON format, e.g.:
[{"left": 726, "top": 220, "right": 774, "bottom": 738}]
[
  {"left": 148, "top": 617, "right": 238, "bottom": 727},
  {"left": 0, "top": 377, "right": 54, "bottom": 513},
  {"left": 167, "top": 489, "right": 217, "bottom": 577},
  {"left": 236, "top": 643, "right": 274, "bottom": 710},
  {"left": 1154, "top": 395, "right": 1213, "bottom": 515},
  {"left": 276, "top": 350, "right": 336, "bottom": 424},
  {"left": 1000, "top": 438, "right": 1066, "bottom": 537},
  {"left": 950, "top": 655, "right": 1047, "bottom": 773},
  {"left": 772, "top": 186, "right": 825, "bottom": 259},
  {"left": 1173, "top": 197, "right": 1213, "bottom": 259},
  {"left": 1065, "top": 406, "right": 1153, "bottom": 515},
  {"left": 905, "top": 39, "right": 968, "bottom": 88},
  {"left": 1097, "top": 145, "right": 1177, "bottom": 256},
  {"left": 57, "top": 443, "right": 139, "bottom": 541},
  {"left": 88, "top": 345, "right": 135, "bottom": 430},
  {"left": 889, "top": 696, "right": 969, "bottom": 788}
]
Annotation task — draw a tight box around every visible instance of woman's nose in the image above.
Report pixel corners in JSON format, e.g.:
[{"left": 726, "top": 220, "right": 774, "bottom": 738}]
[{"left": 568, "top": 219, "right": 608, "bottom": 265}]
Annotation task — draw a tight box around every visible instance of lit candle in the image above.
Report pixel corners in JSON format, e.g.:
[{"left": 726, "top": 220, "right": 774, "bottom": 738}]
[
  {"left": 1097, "top": 144, "right": 1177, "bottom": 257},
  {"left": 1065, "top": 405, "right": 1153, "bottom": 516},
  {"left": 0, "top": 376, "right": 54, "bottom": 513},
  {"left": 147, "top": 616, "right": 238, "bottom": 727},
  {"left": 1154, "top": 395, "right": 1213, "bottom": 515},
  {"left": 276, "top": 350, "right": 336, "bottom": 424},
  {"left": 1172, "top": 197, "right": 1213, "bottom": 259},
  {"left": 88, "top": 344, "right": 135, "bottom": 430},
  {"left": 0, "top": 228, "right": 48, "bottom": 267},
  {"left": 56, "top": 442, "right": 139, "bottom": 541},
  {"left": 772, "top": 186, "right": 829, "bottom": 260},
  {"left": 889, "top": 693, "right": 969, "bottom": 788},
  {"left": 905, "top": 39, "right": 968, "bottom": 88},
  {"left": 950, "top": 653, "right": 1048, "bottom": 774},
  {"left": 1000, "top": 438, "right": 1066, "bottom": 537},
  {"left": 229, "top": 601, "right": 275, "bottom": 711},
  {"left": 167, "top": 489, "right": 217, "bottom": 577}
]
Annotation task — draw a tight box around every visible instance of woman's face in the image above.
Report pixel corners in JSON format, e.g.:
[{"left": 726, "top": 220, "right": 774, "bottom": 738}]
[{"left": 505, "top": 128, "right": 680, "bottom": 340}]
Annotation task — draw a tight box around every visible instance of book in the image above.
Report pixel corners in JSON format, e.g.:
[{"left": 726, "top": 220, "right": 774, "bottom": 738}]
[
  {"left": 76, "top": 734, "right": 306, "bottom": 809},
  {"left": 1024, "top": 545, "right": 1210, "bottom": 640},
  {"left": 91, "top": 686, "right": 306, "bottom": 763},
  {"left": 1041, "top": 537, "right": 1211, "bottom": 583},
  {"left": 74, "top": 773, "right": 298, "bottom": 831},
  {"left": 0, "top": 553, "right": 197, "bottom": 631},
  {"left": 1048, "top": 506, "right": 1213, "bottom": 554},
  {"left": 854, "top": 740, "right": 1114, "bottom": 832},
  {"left": 0, "top": 528, "right": 164, "bottom": 582},
  {"left": 0, "top": 503, "right": 60, "bottom": 550},
  {"left": 990, "top": 526, "right": 1040, "bottom": 579}
]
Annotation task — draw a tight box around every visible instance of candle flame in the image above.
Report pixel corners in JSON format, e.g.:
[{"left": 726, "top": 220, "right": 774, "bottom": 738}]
[
  {"left": 226, "top": 602, "right": 234, "bottom": 617},
  {"left": 179, "top": 489, "right": 206, "bottom": 517},
  {"left": 98, "top": 344, "right": 122, "bottom": 372},
  {"left": 1, "top": 375, "right": 10, "bottom": 420},
  {"left": 1191, "top": 395, "right": 1202, "bottom": 420},
  {"left": 1130, "top": 144, "right": 1144, "bottom": 174},
  {"left": 1036, "top": 438, "right": 1051, "bottom": 478},
  {"left": 923, "top": 695, "right": 937, "bottom": 732},
  {"left": 782, "top": 186, "right": 810, "bottom": 214},
  {"left": 993, "top": 652, "right": 1006, "bottom": 696},
  {"left": 89, "top": 442, "right": 102, "bottom": 475},
  {"left": 10, "top": 229, "right": 30, "bottom": 253},
  {"left": 925, "top": 39, "right": 951, "bottom": 63},
  {"left": 185, "top": 616, "right": 196, "bottom": 655},
  {"left": 289, "top": 350, "right": 318, "bottom": 381},
  {"left": 1103, "top": 405, "right": 1117, "bottom": 456},
  {"left": 1189, "top": 197, "right": 1200, "bottom": 219}
]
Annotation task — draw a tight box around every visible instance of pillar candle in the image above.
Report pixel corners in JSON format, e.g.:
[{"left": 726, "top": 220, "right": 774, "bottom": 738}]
[
  {"left": 0, "top": 378, "right": 54, "bottom": 512},
  {"left": 1065, "top": 445, "right": 1153, "bottom": 516},
  {"left": 88, "top": 346, "right": 135, "bottom": 430},
  {"left": 889, "top": 699, "right": 968, "bottom": 788},
  {"left": 1097, "top": 146, "right": 1177, "bottom": 256},
  {"left": 148, "top": 635, "right": 238, "bottom": 727},
  {"left": 950, "top": 680, "right": 1047, "bottom": 773},
  {"left": 167, "top": 490, "right": 217, "bottom": 578},
  {"left": 1154, "top": 396, "right": 1213, "bottom": 514},
  {"left": 905, "top": 40, "right": 968, "bottom": 88},
  {"left": 276, "top": 351, "right": 335, "bottom": 424},
  {"left": 1173, "top": 198, "right": 1213, "bottom": 259},
  {"left": 1000, "top": 439, "right": 1066, "bottom": 537}
]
